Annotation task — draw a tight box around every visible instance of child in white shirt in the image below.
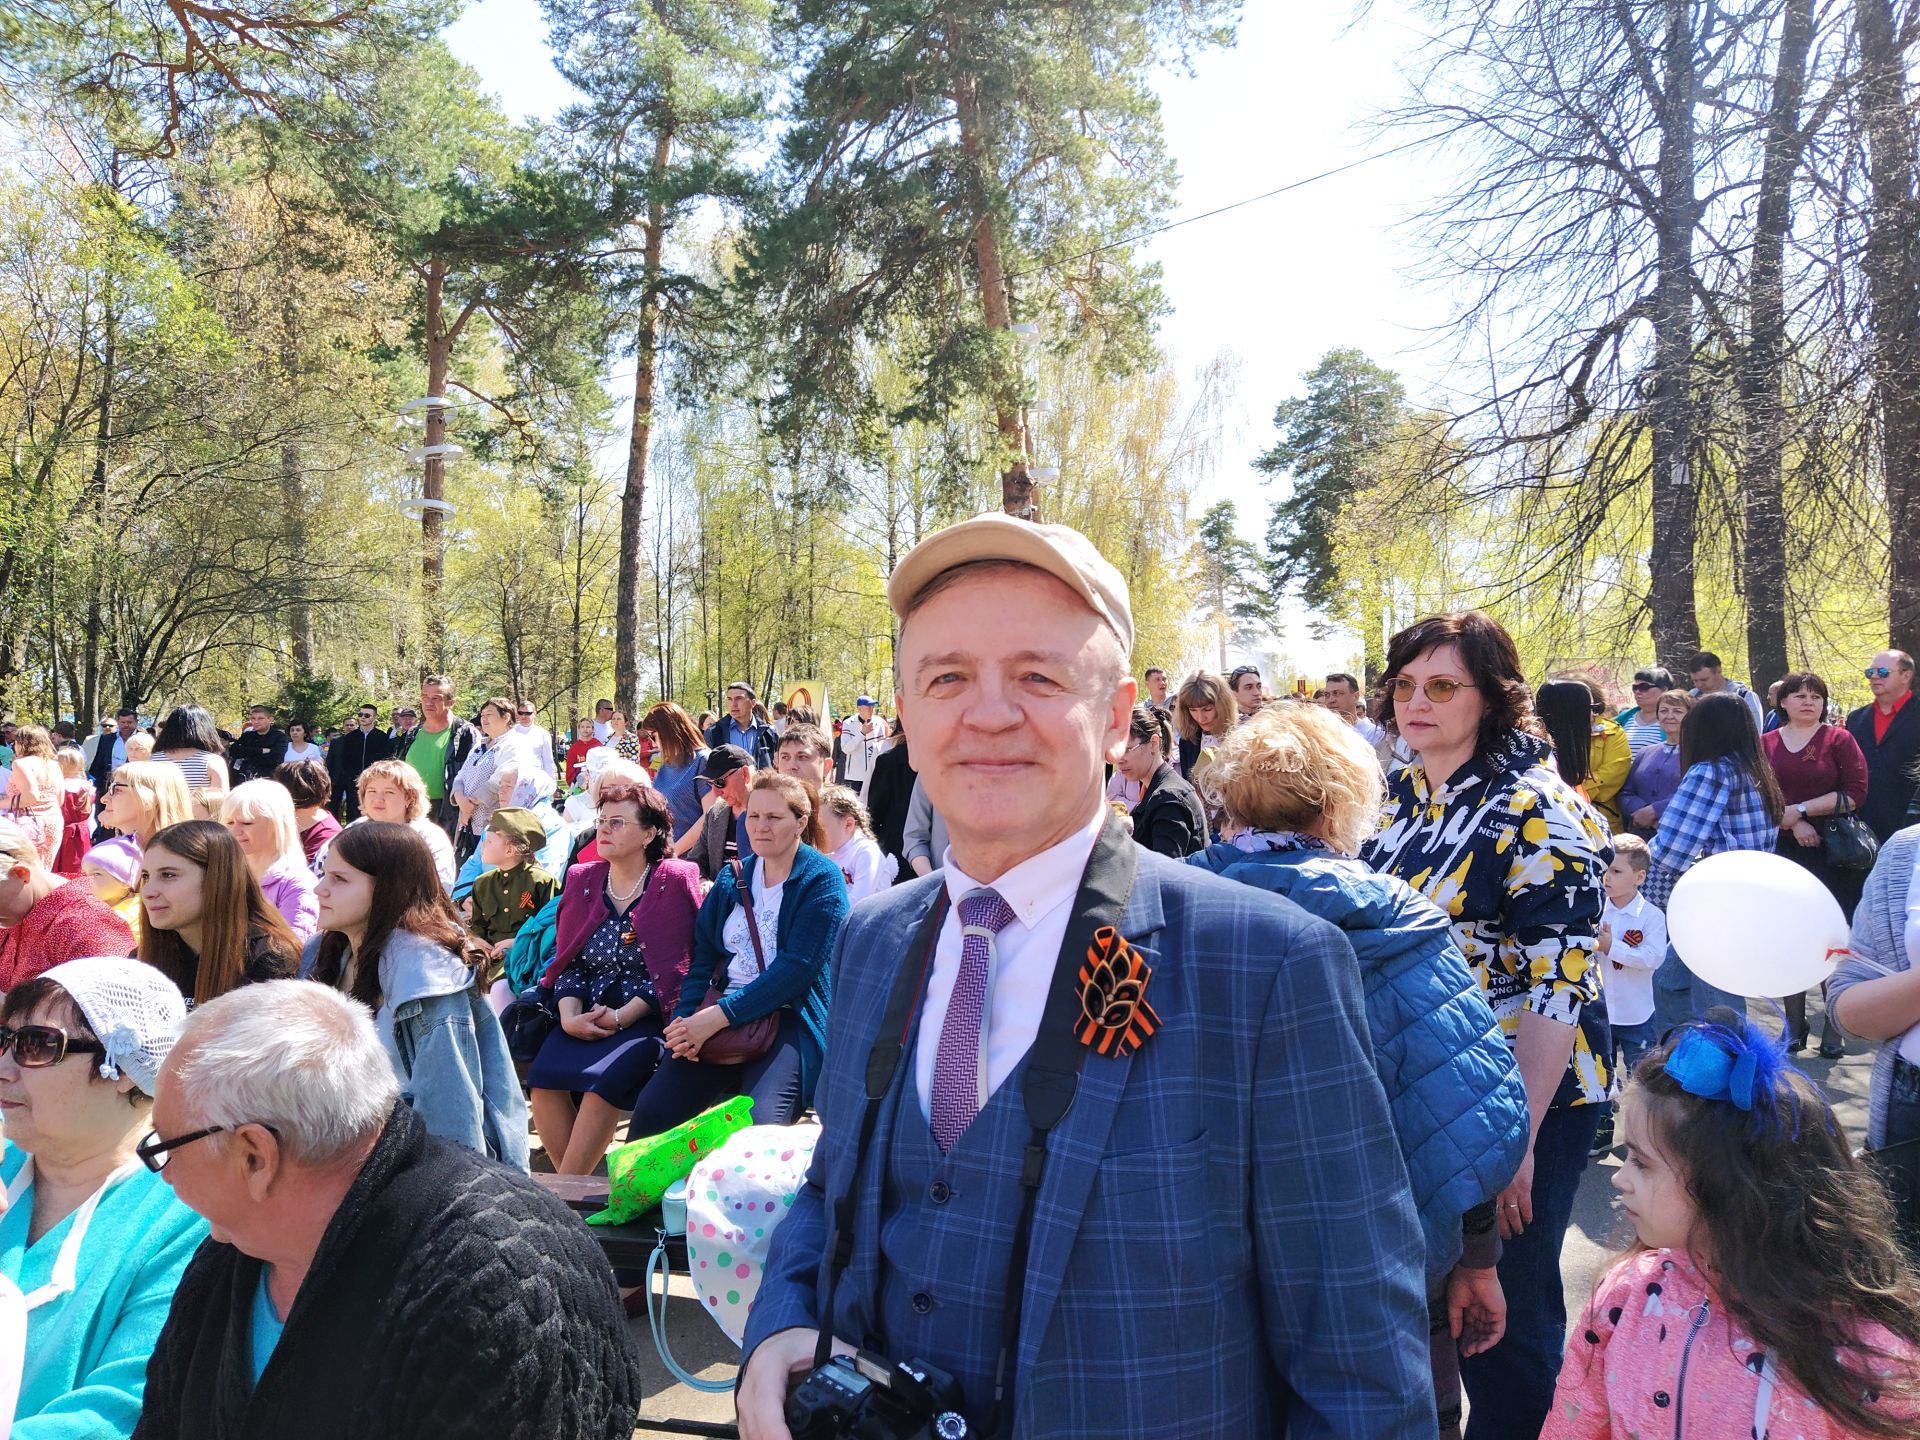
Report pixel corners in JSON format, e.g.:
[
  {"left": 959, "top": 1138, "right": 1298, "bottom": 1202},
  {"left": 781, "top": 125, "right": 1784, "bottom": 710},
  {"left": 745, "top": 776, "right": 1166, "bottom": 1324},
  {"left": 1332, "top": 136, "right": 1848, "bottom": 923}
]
[
  {"left": 1590, "top": 833, "right": 1669, "bottom": 1157},
  {"left": 818, "top": 784, "right": 888, "bottom": 908}
]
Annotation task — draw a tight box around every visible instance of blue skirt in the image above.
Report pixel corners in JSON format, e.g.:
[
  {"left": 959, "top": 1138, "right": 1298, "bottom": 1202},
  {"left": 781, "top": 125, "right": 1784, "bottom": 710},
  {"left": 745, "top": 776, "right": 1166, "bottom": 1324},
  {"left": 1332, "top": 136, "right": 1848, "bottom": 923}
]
[{"left": 527, "top": 1020, "right": 669, "bottom": 1110}]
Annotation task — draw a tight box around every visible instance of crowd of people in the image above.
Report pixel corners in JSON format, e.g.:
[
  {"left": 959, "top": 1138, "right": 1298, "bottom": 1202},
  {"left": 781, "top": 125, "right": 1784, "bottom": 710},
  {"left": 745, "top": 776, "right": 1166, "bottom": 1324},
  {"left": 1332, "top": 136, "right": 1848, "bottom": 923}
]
[{"left": 6, "top": 516, "right": 1920, "bottom": 1438}]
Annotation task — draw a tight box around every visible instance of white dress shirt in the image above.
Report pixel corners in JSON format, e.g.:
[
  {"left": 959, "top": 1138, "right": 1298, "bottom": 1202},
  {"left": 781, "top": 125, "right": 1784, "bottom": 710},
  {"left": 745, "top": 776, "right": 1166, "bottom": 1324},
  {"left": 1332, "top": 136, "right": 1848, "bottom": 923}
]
[{"left": 914, "top": 804, "right": 1106, "bottom": 1118}]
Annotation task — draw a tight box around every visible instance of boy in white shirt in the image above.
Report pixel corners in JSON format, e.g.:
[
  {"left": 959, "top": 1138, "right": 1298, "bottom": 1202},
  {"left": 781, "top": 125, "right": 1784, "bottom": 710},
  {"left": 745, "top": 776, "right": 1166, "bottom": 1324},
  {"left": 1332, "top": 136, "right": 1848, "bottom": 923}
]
[{"left": 1591, "top": 833, "right": 1668, "bottom": 1154}]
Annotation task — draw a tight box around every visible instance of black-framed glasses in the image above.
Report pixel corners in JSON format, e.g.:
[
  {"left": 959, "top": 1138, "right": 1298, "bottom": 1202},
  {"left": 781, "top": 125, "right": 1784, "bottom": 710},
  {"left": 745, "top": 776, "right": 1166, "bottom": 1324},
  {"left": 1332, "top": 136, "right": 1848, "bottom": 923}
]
[
  {"left": 1630, "top": 680, "right": 1659, "bottom": 692},
  {"left": 136, "top": 1121, "right": 279, "bottom": 1172},
  {"left": 1388, "top": 676, "right": 1479, "bottom": 704},
  {"left": 1866, "top": 666, "right": 1894, "bottom": 679},
  {"left": 0, "top": 1023, "right": 107, "bottom": 1068}
]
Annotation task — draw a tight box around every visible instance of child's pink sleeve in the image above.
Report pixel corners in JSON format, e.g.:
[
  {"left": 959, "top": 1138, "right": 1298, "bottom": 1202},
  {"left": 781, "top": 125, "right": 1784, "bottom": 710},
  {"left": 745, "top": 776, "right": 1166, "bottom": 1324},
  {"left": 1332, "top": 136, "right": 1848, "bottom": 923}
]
[{"left": 1541, "top": 1261, "right": 1641, "bottom": 1438}]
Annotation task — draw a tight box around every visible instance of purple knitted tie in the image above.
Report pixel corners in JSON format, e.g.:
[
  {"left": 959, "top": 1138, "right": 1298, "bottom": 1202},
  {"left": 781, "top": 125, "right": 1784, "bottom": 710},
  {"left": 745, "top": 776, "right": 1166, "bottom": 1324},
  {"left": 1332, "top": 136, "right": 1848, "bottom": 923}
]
[{"left": 929, "top": 887, "right": 1018, "bottom": 1152}]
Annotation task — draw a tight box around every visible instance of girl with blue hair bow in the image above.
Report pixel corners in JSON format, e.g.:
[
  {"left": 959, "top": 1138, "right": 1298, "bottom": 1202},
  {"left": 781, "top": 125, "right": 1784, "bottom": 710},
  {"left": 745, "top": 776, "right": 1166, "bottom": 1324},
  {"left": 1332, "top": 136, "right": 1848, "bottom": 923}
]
[{"left": 1546, "top": 1012, "right": 1920, "bottom": 1437}]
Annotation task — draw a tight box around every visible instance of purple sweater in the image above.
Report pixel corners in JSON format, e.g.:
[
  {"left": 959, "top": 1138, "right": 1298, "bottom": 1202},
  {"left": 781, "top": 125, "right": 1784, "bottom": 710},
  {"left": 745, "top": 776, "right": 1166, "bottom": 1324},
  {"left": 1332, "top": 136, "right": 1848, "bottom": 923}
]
[
  {"left": 259, "top": 857, "right": 319, "bottom": 940},
  {"left": 1617, "top": 742, "right": 1682, "bottom": 831},
  {"left": 539, "top": 858, "right": 701, "bottom": 1015}
]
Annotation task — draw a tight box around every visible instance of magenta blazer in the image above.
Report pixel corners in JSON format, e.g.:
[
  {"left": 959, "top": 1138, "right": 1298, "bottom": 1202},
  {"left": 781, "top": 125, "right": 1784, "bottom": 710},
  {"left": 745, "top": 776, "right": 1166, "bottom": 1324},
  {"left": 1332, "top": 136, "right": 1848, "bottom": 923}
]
[{"left": 539, "top": 857, "right": 701, "bottom": 1015}]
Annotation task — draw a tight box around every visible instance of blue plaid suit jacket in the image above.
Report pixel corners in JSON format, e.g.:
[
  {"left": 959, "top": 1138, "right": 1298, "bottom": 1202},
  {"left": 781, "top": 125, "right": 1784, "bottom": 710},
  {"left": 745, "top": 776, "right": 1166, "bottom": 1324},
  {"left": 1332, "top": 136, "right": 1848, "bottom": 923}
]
[{"left": 744, "top": 848, "right": 1433, "bottom": 1438}]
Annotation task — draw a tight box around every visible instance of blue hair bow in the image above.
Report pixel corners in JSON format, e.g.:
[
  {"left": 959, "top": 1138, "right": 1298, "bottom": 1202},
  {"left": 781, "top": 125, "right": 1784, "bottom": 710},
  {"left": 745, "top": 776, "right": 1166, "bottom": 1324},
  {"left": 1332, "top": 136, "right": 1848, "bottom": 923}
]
[{"left": 1664, "top": 1021, "right": 1794, "bottom": 1123}]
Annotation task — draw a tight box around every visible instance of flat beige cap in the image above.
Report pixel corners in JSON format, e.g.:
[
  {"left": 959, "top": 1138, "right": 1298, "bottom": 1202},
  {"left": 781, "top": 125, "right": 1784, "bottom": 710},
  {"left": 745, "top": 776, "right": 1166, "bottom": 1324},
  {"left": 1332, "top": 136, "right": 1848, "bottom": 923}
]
[{"left": 887, "top": 512, "right": 1134, "bottom": 655}]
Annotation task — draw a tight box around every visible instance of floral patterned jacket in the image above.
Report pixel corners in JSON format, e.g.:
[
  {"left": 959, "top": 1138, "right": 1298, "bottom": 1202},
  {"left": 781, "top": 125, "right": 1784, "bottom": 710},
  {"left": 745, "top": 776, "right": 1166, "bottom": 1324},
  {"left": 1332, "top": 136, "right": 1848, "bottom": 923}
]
[{"left": 1362, "top": 729, "right": 1615, "bottom": 1107}]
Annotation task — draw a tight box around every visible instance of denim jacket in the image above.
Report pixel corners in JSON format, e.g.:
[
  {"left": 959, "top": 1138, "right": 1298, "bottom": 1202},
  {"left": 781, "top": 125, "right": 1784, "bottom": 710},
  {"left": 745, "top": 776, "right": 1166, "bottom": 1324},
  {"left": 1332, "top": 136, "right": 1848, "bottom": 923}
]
[{"left": 301, "top": 931, "right": 530, "bottom": 1170}]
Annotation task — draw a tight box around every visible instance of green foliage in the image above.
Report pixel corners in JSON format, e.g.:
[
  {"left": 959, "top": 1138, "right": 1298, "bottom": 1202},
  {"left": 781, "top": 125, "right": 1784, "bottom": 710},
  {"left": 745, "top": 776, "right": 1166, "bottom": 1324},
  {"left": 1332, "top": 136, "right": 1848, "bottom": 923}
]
[
  {"left": 1256, "top": 349, "right": 1409, "bottom": 614},
  {"left": 271, "top": 668, "right": 362, "bottom": 732},
  {"left": 737, "top": 0, "right": 1239, "bottom": 459}
]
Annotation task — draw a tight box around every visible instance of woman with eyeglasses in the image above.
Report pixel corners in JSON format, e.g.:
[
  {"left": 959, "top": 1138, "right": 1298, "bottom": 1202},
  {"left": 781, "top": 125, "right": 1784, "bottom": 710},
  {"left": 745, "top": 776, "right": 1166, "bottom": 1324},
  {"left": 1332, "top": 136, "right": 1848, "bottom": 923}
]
[
  {"left": 0, "top": 955, "right": 206, "bottom": 1434},
  {"left": 1113, "top": 704, "right": 1207, "bottom": 858},
  {"left": 93, "top": 760, "right": 195, "bottom": 876},
  {"left": 1360, "top": 611, "right": 1612, "bottom": 1440},
  {"left": 1613, "top": 667, "right": 1676, "bottom": 756},
  {"left": 526, "top": 782, "right": 701, "bottom": 1173},
  {"left": 306, "top": 822, "right": 528, "bottom": 1168}
]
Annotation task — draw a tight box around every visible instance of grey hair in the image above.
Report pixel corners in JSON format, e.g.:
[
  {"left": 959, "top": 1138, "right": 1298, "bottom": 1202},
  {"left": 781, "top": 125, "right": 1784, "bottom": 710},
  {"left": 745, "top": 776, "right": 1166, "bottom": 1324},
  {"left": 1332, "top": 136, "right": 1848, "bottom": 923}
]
[{"left": 170, "top": 980, "right": 398, "bottom": 1165}]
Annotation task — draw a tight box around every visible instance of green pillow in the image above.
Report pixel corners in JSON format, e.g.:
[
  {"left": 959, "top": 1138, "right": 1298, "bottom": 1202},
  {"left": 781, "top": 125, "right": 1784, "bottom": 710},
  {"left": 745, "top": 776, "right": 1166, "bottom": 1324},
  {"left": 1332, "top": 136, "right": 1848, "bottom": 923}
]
[{"left": 587, "top": 1096, "right": 755, "bottom": 1225}]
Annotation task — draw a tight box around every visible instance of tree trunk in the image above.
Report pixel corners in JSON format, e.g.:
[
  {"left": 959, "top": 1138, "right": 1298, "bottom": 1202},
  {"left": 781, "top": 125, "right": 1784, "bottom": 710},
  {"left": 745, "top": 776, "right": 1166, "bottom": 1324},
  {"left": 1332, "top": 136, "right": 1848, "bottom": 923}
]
[
  {"left": 1737, "top": 0, "right": 1812, "bottom": 698},
  {"left": 616, "top": 126, "right": 675, "bottom": 718},
  {"left": 280, "top": 299, "right": 314, "bottom": 672},
  {"left": 83, "top": 292, "right": 116, "bottom": 721},
  {"left": 951, "top": 57, "right": 1032, "bottom": 519},
  {"left": 422, "top": 262, "right": 450, "bottom": 674},
  {"left": 1855, "top": 0, "right": 1920, "bottom": 653},
  {"left": 1645, "top": 0, "right": 1702, "bottom": 671}
]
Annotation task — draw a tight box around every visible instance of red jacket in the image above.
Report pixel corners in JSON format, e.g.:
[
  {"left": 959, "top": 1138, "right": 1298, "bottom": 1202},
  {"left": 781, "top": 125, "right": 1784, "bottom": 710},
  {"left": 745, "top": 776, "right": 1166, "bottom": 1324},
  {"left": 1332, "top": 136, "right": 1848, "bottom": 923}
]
[{"left": 0, "top": 877, "right": 136, "bottom": 989}]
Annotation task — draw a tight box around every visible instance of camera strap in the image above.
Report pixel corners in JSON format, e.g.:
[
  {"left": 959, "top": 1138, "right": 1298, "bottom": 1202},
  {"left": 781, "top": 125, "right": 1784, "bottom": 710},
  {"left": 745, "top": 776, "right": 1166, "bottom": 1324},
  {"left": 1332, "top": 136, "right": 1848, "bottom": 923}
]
[{"left": 815, "top": 818, "right": 1138, "bottom": 1438}]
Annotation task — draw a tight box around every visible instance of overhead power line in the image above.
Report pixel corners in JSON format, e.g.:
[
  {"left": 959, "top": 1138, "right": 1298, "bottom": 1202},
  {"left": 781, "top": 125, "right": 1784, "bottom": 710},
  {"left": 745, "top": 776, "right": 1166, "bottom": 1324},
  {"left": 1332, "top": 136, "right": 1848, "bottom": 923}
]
[{"left": 1012, "top": 133, "right": 1437, "bottom": 279}]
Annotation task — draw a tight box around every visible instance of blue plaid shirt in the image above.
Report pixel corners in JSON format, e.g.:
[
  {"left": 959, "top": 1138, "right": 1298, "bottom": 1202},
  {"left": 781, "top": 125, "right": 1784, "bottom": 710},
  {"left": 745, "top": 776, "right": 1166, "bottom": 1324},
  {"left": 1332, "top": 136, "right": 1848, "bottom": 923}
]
[{"left": 1643, "top": 757, "right": 1776, "bottom": 907}]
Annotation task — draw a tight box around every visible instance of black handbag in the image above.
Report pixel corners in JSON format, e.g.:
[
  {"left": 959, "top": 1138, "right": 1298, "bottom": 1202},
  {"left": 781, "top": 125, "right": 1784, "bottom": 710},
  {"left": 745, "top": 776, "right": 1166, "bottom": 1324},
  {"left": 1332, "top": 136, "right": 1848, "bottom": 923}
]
[
  {"left": 1820, "top": 796, "right": 1880, "bottom": 873},
  {"left": 499, "top": 987, "right": 558, "bottom": 1063}
]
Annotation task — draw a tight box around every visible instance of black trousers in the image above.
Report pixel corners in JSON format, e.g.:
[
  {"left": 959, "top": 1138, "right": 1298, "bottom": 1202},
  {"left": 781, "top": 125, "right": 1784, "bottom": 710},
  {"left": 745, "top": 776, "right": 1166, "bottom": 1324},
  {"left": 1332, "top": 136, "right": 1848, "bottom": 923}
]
[{"left": 623, "top": 1010, "right": 808, "bottom": 1141}]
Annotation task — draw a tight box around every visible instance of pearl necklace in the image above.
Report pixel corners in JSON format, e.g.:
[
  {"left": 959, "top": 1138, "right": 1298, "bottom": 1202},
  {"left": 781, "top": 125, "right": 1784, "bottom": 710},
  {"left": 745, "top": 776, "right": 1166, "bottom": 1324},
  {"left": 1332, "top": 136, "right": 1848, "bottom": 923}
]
[{"left": 606, "top": 864, "right": 651, "bottom": 909}]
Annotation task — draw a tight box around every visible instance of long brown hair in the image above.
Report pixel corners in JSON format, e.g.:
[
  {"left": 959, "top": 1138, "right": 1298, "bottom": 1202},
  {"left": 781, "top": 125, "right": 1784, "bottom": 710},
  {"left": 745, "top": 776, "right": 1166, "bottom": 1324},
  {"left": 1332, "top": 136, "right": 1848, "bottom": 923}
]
[
  {"left": 310, "top": 821, "right": 477, "bottom": 1010},
  {"left": 138, "top": 820, "right": 298, "bottom": 1006},
  {"left": 642, "top": 701, "right": 705, "bottom": 766},
  {"left": 1677, "top": 692, "right": 1785, "bottom": 825},
  {"left": 1604, "top": 1016, "right": 1920, "bottom": 1434}
]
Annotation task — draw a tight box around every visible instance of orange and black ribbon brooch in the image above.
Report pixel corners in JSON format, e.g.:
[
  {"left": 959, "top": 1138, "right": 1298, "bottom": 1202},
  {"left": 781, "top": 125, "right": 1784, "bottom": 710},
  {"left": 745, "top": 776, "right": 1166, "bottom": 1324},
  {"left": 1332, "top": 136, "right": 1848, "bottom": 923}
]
[{"left": 1077, "top": 926, "right": 1160, "bottom": 1058}]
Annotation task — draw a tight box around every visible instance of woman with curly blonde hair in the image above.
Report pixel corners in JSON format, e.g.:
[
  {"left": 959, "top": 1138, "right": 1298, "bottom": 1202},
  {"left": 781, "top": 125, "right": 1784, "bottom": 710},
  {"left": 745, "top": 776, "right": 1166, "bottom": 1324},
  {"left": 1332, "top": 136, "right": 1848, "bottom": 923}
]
[{"left": 1189, "top": 700, "right": 1528, "bottom": 1440}]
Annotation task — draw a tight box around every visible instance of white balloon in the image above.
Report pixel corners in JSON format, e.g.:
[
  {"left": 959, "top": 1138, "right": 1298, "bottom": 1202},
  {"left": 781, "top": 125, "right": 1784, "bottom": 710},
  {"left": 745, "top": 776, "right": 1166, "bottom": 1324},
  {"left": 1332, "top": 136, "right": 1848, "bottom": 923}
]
[{"left": 1667, "top": 849, "right": 1849, "bottom": 997}]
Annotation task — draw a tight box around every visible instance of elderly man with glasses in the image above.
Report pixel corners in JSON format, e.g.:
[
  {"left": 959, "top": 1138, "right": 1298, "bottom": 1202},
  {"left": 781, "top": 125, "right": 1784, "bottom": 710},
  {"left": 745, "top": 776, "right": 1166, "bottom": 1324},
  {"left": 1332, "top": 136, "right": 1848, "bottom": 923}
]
[
  {"left": 1845, "top": 649, "right": 1920, "bottom": 841},
  {"left": 133, "top": 980, "right": 642, "bottom": 1440}
]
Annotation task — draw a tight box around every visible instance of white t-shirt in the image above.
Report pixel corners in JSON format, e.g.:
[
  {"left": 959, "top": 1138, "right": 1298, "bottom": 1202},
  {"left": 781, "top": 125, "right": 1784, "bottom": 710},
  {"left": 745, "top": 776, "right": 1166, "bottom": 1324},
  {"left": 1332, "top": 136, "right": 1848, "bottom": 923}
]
[
  {"left": 720, "top": 866, "right": 785, "bottom": 992},
  {"left": 284, "top": 741, "right": 324, "bottom": 764},
  {"left": 830, "top": 831, "right": 889, "bottom": 908},
  {"left": 1600, "top": 892, "right": 1667, "bottom": 1028},
  {"left": 511, "top": 723, "right": 557, "bottom": 777}
]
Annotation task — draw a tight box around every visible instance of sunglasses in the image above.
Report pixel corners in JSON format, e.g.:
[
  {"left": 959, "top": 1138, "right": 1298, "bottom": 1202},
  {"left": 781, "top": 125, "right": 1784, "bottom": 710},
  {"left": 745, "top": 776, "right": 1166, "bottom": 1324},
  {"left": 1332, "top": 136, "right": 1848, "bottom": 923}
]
[
  {"left": 136, "top": 1121, "right": 280, "bottom": 1172},
  {"left": 1389, "top": 676, "right": 1478, "bottom": 704},
  {"left": 1866, "top": 666, "right": 1895, "bottom": 679},
  {"left": 1590, "top": 701, "right": 1607, "bottom": 715},
  {"left": 0, "top": 1023, "right": 107, "bottom": 1068},
  {"left": 1630, "top": 681, "right": 1658, "bottom": 692}
]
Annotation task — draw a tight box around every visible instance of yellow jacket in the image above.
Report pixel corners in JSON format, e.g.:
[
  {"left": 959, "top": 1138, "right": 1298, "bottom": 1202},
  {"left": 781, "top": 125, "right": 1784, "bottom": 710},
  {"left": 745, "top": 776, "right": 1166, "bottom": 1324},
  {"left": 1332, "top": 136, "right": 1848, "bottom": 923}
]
[{"left": 1585, "top": 719, "right": 1632, "bottom": 831}]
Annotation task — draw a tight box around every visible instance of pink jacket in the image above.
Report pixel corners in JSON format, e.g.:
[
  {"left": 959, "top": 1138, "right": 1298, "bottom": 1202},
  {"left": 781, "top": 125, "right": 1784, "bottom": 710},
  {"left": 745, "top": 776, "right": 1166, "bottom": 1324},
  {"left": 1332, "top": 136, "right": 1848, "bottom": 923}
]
[{"left": 1545, "top": 1249, "right": 1914, "bottom": 1439}]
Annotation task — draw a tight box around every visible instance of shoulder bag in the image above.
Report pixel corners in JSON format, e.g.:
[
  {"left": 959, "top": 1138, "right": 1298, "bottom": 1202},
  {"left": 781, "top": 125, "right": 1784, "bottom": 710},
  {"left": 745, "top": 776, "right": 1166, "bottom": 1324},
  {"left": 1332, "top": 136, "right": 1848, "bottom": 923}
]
[
  {"left": 1822, "top": 793, "right": 1880, "bottom": 872},
  {"left": 696, "top": 859, "right": 781, "bottom": 1065}
]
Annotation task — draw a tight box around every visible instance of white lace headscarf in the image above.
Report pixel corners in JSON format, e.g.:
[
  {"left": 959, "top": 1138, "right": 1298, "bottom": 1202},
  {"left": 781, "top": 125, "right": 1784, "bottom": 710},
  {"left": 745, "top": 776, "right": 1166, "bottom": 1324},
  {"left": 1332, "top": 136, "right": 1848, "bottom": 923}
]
[{"left": 36, "top": 955, "right": 186, "bottom": 1094}]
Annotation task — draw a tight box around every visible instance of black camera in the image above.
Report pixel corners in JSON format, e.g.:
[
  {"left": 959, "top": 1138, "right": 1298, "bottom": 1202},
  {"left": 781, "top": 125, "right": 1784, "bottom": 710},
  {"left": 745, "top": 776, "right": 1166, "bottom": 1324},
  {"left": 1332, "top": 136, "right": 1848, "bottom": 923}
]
[{"left": 784, "top": 1351, "right": 970, "bottom": 1440}]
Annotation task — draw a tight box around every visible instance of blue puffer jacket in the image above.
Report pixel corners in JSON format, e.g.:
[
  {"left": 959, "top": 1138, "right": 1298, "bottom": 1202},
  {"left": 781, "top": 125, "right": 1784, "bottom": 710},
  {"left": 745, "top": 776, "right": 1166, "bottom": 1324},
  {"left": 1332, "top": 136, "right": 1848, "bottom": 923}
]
[{"left": 1190, "top": 843, "right": 1528, "bottom": 1283}]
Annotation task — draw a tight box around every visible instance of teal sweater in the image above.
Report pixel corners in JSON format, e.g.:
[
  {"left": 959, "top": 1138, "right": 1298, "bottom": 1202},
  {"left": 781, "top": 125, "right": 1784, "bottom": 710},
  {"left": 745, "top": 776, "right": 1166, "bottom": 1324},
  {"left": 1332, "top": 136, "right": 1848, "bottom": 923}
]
[{"left": 0, "top": 1142, "right": 208, "bottom": 1437}]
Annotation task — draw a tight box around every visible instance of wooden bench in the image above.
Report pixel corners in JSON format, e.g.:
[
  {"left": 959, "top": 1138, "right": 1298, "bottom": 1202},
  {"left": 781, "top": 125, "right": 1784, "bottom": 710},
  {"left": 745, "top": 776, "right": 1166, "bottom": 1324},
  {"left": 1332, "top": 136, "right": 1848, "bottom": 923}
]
[{"left": 532, "top": 1172, "right": 685, "bottom": 1272}]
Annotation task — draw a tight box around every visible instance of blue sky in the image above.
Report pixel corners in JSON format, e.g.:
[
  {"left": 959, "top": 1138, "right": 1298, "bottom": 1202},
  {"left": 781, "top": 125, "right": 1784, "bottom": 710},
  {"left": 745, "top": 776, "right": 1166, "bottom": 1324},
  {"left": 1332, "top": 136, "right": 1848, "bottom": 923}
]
[{"left": 444, "top": 1, "right": 1454, "bottom": 674}]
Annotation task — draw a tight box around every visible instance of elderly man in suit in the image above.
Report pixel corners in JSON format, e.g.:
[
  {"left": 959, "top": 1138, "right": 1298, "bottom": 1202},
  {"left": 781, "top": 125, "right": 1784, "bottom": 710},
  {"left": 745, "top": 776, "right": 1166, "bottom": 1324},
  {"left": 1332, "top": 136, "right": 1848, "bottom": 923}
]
[{"left": 738, "top": 514, "right": 1430, "bottom": 1439}]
